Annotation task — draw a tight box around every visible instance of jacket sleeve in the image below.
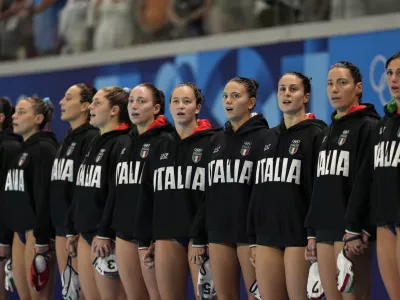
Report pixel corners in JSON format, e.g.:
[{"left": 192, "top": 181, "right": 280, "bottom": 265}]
[
  {"left": 65, "top": 188, "right": 78, "bottom": 237},
  {"left": 0, "top": 221, "right": 13, "bottom": 246},
  {"left": 133, "top": 144, "right": 156, "bottom": 246},
  {"left": 304, "top": 131, "right": 324, "bottom": 234},
  {"left": 246, "top": 156, "right": 259, "bottom": 247},
  {"left": 33, "top": 144, "right": 58, "bottom": 246},
  {"left": 64, "top": 133, "right": 98, "bottom": 237},
  {"left": 345, "top": 120, "right": 378, "bottom": 235},
  {"left": 189, "top": 197, "right": 207, "bottom": 246},
  {"left": 189, "top": 140, "right": 213, "bottom": 247},
  {"left": 0, "top": 141, "right": 20, "bottom": 246},
  {"left": 246, "top": 133, "right": 270, "bottom": 246},
  {"left": 304, "top": 127, "right": 325, "bottom": 239},
  {"left": 97, "top": 141, "right": 122, "bottom": 239}
]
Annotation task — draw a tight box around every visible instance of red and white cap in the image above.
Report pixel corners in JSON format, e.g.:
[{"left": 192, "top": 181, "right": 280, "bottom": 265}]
[{"left": 30, "top": 253, "right": 52, "bottom": 291}]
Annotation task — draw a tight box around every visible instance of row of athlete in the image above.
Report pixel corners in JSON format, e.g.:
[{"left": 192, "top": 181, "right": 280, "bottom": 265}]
[{"left": 0, "top": 54, "right": 399, "bottom": 300}]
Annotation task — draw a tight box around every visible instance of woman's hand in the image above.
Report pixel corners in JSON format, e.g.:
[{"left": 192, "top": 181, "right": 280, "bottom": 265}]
[
  {"left": 189, "top": 245, "right": 206, "bottom": 265},
  {"left": 92, "top": 237, "right": 112, "bottom": 258},
  {"left": 305, "top": 238, "right": 317, "bottom": 262},
  {"left": 143, "top": 243, "right": 155, "bottom": 269},
  {"left": 343, "top": 232, "right": 366, "bottom": 255},
  {"left": 65, "top": 235, "right": 79, "bottom": 257},
  {"left": 250, "top": 246, "right": 256, "bottom": 268}
]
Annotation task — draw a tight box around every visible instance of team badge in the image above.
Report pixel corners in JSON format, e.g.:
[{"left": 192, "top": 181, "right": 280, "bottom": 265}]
[
  {"left": 18, "top": 153, "right": 28, "bottom": 166},
  {"left": 66, "top": 142, "right": 76, "bottom": 156},
  {"left": 140, "top": 144, "right": 150, "bottom": 158},
  {"left": 192, "top": 148, "right": 203, "bottom": 163},
  {"left": 96, "top": 149, "right": 106, "bottom": 163},
  {"left": 338, "top": 130, "right": 350, "bottom": 146},
  {"left": 289, "top": 140, "right": 300, "bottom": 155},
  {"left": 240, "top": 141, "right": 252, "bottom": 156}
]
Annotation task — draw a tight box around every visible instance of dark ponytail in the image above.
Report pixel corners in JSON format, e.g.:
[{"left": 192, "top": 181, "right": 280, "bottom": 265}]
[{"left": 0, "top": 97, "right": 14, "bottom": 131}]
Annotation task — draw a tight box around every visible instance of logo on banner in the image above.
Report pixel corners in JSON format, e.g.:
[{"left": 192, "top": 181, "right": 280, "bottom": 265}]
[
  {"left": 289, "top": 140, "right": 300, "bottom": 155},
  {"left": 370, "top": 54, "right": 391, "bottom": 106},
  {"left": 66, "top": 142, "right": 76, "bottom": 156},
  {"left": 140, "top": 144, "right": 150, "bottom": 158},
  {"left": 338, "top": 130, "right": 350, "bottom": 146},
  {"left": 192, "top": 148, "right": 203, "bottom": 163},
  {"left": 240, "top": 141, "right": 251, "bottom": 156},
  {"left": 96, "top": 149, "right": 106, "bottom": 163},
  {"left": 18, "top": 153, "right": 28, "bottom": 166}
]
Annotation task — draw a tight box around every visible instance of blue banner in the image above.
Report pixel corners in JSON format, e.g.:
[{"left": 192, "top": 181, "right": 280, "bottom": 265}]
[{"left": 4, "top": 28, "right": 400, "bottom": 299}]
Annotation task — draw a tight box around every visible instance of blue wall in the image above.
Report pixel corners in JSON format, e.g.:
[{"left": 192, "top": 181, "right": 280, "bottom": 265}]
[{"left": 4, "top": 28, "right": 400, "bottom": 299}]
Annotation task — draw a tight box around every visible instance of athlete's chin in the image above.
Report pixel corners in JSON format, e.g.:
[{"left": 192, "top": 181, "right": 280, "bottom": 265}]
[
  {"left": 280, "top": 107, "right": 301, "bottom": 115},
  {"left": 60, "top": 114, "right": 71, "bottom": 122},
  {"left": 13, "top": 128, "right": 22, "bottom": 135},
  {"left": 89, "top": 119, "right": 101, "bottom": 128},
  {"left": 173, "top": 118, "right": 192, "bottom": 126},
  {"left": 329, "top": 100, "right": 346, "bottom": 111}
]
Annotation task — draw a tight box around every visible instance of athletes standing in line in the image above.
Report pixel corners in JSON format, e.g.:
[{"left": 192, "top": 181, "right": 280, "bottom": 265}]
[
  {"left": 0, "top": 96, "right": 58, "bottom": 300},
  {"left": 135, "top": 83, "right": 220, "bottom": 300},
  {"left": 305, "top": 61, "right": 380, "bottom": 300},
  {"left": 65, "top": 87, "right": 131, "bottom": 300},
  {"left": 203, "top": 77, "right": 269, "bottom": 300},
  {"left": 370, "top": 52, "right": 400, "bottom": 300},
  {"left": 0, "top": 97, "right": 22, "bottom": 300},
  {"left": 49, "top": 84, "right": 98, "bottom": 297},
  {"left": 98, "top": 83, "right": 173, "bottom": 300},
  {"left": 247, "top": 73, "right": 326, "bottom": 300}
]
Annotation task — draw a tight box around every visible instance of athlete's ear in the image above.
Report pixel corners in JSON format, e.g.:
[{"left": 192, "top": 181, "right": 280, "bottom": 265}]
[
  {"left": 153, "top": 104, "right": 161, "bottom": 116},
  {"left": 80, "top": 102, "right": 90, "bottom": 113},
  {"left": 35, "top": 114, "right": 44, "bottom": 126},
  {"left": 110, "top": 105, "right": 120, "bottom": 117},
  {"left": 195, "top": 104, "right": 201, "bottom": 116},
  {"left": 303, "top": 93, "right": 310, "bottom": 105},
  {"left": 248, "top": 97, "right": 256, "bottom": 111},
  {"left": 355, "top": 82, "right": 362, "bottom": 100}
]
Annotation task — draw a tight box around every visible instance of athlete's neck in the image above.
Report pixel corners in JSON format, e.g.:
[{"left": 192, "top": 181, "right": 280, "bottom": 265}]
[
  {"left": 137, "top": 118, "right": 154, "bottom": 135},
  {"left": 69, "top": 116, "right": 88, "bottom": 131},
  {"left": 336, "top": 99, "right": 359, "bottom": 119},
  {"left": 175, "top": 119, "right": 198, "bottom": 140},
  {"left": 230, "top": 114, "right": 251, "bottom": 132},
  {"left": 283, "top": 110, "right": 306, "bottom": 129},
  {"left": 100, "top": 119, "right": 120, "bottom": 135},
  {"left": 22, "top": 128, "right": 40, "bottom": 141}
]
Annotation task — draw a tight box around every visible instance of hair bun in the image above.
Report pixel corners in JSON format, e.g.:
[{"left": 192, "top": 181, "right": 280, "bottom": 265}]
[
  {"left": 123, "top": 87, "right": 131, "bottom": 94},
  {"left": 43, "top": 97, "right": 51, "bottom": 104}
]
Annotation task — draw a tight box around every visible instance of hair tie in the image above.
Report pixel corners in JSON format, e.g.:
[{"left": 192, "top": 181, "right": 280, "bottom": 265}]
[
  {"left": 43, "top": 97, "right": 51, "bottom": 104},
  {"left": 123, "top": 87, "right": 131, "bottom": 94}
]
